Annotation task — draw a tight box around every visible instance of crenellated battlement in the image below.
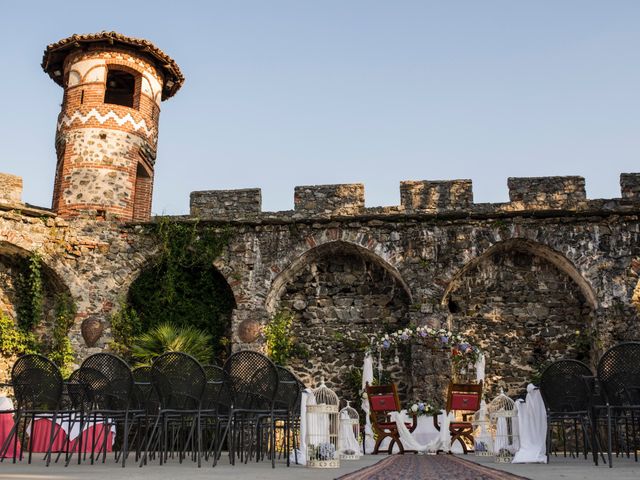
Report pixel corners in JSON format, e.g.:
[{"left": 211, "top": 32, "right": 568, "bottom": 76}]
[
  {"left": 188, "top": 173, "right": 640, "bottom": 221},
  {"left": 2, "top": 172, "right": 640, "bottom": 221}
]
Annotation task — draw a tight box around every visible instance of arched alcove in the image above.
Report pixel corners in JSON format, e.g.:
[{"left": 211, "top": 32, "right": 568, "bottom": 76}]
[
  {"left": 126, "top": 259, "right": 237, "bottom": 361},
  {"left": 442, "top": 239, "right": 596, "bottom": 396},
  {"left": 267, "top": 240, "right": 412, "bottom": 399},
  {"left": 0, "top": 241, "right": 73, "bottom": 382}
]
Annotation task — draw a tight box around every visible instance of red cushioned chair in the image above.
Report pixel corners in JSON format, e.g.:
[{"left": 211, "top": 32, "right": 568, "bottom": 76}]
[
  {"left": 366, "top": 383, "right": 417, "bottom": 454},
  {"left": 443, "top": 381, "right": 483, "bottom": 453}
]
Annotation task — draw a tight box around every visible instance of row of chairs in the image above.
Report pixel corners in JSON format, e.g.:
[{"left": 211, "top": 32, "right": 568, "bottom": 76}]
[
  {"left": 539, "top": 341, "right": 640, "bottom": 467},
  {"left": 0, "top": 350, "right": 304, "bottom": 468}
]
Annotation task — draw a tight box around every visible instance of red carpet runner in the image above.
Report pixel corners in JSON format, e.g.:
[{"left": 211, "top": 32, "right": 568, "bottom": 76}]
[{"left": 336, "top": 455, "right": 530, "bottom": 480}]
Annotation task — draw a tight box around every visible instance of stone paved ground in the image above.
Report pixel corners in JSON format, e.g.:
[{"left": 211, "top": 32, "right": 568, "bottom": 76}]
[{"left": 0, "top": 454, "right": 638, "bottom": 479}]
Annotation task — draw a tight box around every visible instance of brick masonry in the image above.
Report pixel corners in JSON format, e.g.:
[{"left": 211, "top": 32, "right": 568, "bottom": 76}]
[{"left": 48, "top": 41, "right": 174, "bottom": 222}]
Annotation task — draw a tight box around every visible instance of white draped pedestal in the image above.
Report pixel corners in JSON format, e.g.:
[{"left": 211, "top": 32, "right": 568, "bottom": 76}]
[{"left": 512, "top": 384, "right": 547, "bottom": 463}]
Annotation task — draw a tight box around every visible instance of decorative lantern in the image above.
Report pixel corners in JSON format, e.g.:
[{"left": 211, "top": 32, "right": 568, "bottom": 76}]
[
  {"left": 338, "top": 401, "right": 361, "bottom": 460},
  {"left": 471, "top": 400, "right": 493, "bottom": 456},
  {"left": 306, "top": 378, "right": 340, "bottom": 468},
  {"left": 487, "top": 390, "right": 519, "bottom": 463}
]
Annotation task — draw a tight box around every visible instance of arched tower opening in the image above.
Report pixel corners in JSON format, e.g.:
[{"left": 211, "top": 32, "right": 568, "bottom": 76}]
[
  {"left": 104, "top": 69, "right": 136, "bottom": 108},
  {"left": 42, "top": 32, "right": 184, "bottom": 221}
]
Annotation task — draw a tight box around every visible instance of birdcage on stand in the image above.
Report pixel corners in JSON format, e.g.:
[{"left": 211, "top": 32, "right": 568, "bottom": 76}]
[
  {"left": 306, "top": 378, "right": 340, "bottom": 468},
  {"left": 471, "top": 400, "right": 493, "bottom": 456},
  {"left": 338, "top": 400, "right": 361, "bottom": 460},
  {"left": 487, "top": 390, "right": 519, "bottom": 463}
]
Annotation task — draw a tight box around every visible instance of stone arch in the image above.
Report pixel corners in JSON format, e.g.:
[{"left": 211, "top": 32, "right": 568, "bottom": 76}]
[
  {"left": 265, "top": 239, "right": 413, "bottom": 399},
  {"left": 124, "top": 250, "right": 238, "bottom": 360},
  {"left": 441, "top": 238, "right": 597, "bottom": 310},
  {"left": 0, "top": 241, "right": 73, "bottom": 312},
  {"left": 0, "top": 240, "right": 75, "bottom": 382},
  {"left": 442, "top": 238, "right": 596, "bottom": 396},
  {"left": 266, "top": 238, "right": 412, "bottom": 314}
]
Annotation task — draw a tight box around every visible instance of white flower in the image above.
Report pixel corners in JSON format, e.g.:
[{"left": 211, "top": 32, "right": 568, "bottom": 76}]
[{"left": 411, "top": 404, "right": 419, "bottom": 412}]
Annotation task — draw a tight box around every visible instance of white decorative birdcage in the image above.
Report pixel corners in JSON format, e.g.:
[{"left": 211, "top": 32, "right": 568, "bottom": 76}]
[
  {"left": 338, "top": 401, "right": 361, "bottom": 460},
  {"left": 471, "top": 400, "right": 493, "bottom": 456},
  {"left": 306, "top": 378, "right": 340, "bottom": 468},
  {"left": 487, "top": 390, "right": 519, "bottom": 463}
]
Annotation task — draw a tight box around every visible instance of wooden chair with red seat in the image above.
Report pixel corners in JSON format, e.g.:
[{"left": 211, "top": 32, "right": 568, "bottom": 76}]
[
  {"left": 437, "top": 381, "right": 483, "bottom": 453},
  {"left": 365, "top": 382, "right": 417, "bottom": 454}
]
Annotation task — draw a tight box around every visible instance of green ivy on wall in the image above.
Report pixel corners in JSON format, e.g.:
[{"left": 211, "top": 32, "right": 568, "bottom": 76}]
[
  {"left": 114, "top": 218, "right": 235, "bottom": 361},
  {"left": 48, "top": 293, "right": 76, "bottom": 377},
  {"left": 0, "top": 313, "right": 38, "bottom": 356},
  {"left": 0, "top": 253, "right": 77, "bottom": 375},
  {"left": 15, "top": 252, "right": 44, "bottom": 331}
]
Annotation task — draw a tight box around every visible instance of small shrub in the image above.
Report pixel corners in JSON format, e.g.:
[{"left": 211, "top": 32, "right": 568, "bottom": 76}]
[
  {"left": 130, "top": 322, "right": 213, "bottom": 366},
  {"left": 264, "top": 309, "right": 307, "bottom": 365}
]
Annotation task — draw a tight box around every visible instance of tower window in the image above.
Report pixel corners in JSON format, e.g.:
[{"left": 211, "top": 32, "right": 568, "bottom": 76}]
[{"left": 104, "top": 69, "right": 136, "bottom": 108}]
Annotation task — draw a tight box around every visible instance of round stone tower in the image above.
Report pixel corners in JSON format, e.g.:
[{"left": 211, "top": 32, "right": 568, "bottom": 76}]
[{"left": 42, "top": 32, "right": 184, "bottom": 221}]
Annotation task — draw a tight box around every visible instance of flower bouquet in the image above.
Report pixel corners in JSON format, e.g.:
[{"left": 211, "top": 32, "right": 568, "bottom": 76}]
[{"left": 406, "top": 401, "right": 441, "bottom": 417}]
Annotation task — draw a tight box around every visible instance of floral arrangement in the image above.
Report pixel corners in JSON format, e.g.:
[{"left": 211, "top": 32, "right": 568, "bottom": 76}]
[
  {"left": 407, "top": 401, "right": 441, "bottom": 417},
  {"left": 371, "top": 325, "right": 482, "bottom": 366},
  {"left": 309, "top": 442, "right": 336, "bottom": 461}
]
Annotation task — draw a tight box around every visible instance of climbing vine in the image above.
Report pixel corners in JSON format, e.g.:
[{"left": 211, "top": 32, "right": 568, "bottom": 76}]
[
  {"left": 48, "top": 293, "right": 76, "bottom": 377},
  {"left": 15, "top": 252, "right": 44, "bottom": 331},
  {"left": 0, "top": 313, "right": 38, "bottom": 356},
  {"left": 0, "top": 253, "right": 77, "bottom": 375},
  {"left": 115, "top": 218, "right": 235, "bottom": 360}
]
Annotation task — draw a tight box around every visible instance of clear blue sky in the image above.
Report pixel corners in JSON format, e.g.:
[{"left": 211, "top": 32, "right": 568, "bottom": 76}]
[{"left": 1, "top": 1, "right": 639, "bottom": 214}]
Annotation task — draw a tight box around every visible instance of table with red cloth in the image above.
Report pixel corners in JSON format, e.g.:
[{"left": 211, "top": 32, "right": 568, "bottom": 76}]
[
  {"left": 27, "top": 415, "right": 115, "bottom": 453},
  {"left": 0, "top": 397, "right": 21, "bottom": 458}
]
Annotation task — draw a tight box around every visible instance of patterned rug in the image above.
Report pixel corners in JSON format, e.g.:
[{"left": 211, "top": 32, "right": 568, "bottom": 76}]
[{"left": 336, "top": 455, "right": 530, "bottom": 480}]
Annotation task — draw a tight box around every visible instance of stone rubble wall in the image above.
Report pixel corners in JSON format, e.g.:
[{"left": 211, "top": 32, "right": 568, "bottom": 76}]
[
  {"left": 400, "top": 180, "right": 473, "bottom": 212},
  {"left": 190, "top": 189, "right": 261, "bottom": 217},
  {"left": 294, "top": 184, "right": 365, "bottom": 216},
  {"left": 507, "top": 176, "right": 586, "bottom": 210},
  {"left": 0, "top": 172, "right": 639, "bottom": 402},
  {"left": 0, "top": 174, "right": 23, "bottom": 205},
  {"left": 621, "top": 173, "right": 640, "bottom": 200}
]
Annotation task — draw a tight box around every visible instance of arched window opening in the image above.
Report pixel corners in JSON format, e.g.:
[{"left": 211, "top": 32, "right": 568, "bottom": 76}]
[
  {"left": 133, "top": 162, "right": 152, "bottom": 222},
  {"left": 104, "top": 69, "right": 136, "bottom": 108}
]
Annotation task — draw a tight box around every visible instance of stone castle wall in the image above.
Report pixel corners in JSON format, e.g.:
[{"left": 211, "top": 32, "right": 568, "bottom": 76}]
[{"left": 0, "top": 173, "right": 639, "bottom": 401}]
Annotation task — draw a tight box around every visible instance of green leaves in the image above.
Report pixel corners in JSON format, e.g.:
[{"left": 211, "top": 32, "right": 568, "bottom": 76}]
[
  {"left": 0, "top": 313, "right": 38, "bottom": 356},
  {"left": 48, "top": 293, "right": 77, "bottom": 377},
  {"left": 264, "top": 309, "right": 298, "bottom": 365},
  {"left": 15, "top": 252, "right": 43, "bottom": 331},
  {"left": 130, "top": 322, "right": 214, "bottom": 366}
]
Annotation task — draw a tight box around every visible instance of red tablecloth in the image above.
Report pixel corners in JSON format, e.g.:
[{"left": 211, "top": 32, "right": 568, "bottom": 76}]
[
  {"left": 70, "top": 424, "right": 114, "bottom": 453},
  {"left": 0, "top": 412, "right": 21, "bottom": 458},
  {"left": 29, "top": 418, "right": 114, "bottom": 454},
  {"left": 29, "top": 418, "right": 67, "bottom": 453}
]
